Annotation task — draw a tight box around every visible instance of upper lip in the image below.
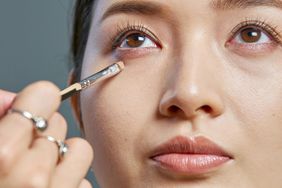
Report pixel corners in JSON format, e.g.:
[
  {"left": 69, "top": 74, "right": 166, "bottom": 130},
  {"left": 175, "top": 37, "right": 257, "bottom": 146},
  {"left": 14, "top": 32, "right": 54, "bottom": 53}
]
[{"left": 150, "top": 136, "right": 232, "bottom": 158}]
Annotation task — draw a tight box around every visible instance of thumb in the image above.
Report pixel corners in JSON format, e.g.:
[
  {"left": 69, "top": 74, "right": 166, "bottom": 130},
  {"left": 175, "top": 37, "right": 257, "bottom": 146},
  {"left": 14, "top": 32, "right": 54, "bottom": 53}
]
[{"left": 0, "top": 89, "right": 16, "bottom": 118}]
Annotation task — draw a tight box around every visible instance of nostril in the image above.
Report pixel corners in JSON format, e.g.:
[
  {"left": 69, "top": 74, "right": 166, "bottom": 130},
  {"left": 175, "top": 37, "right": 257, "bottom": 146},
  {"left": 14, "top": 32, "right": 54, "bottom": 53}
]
[
  {"left": 168, "top": 105, "right": 181, "bottom": 114},
  {"left": 169, "top": 105, "right": 213, "bottom": 116},
  {"left": 200, "top": 105, "right": 212, "bottom": 114}
]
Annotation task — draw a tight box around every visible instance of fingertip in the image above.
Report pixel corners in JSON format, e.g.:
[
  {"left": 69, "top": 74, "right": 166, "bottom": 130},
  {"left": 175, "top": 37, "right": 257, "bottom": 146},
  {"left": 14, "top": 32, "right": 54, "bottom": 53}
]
[
  {"left": 0, "top": 89, "right": 16, "bottom": 99},
  {"left": 0, "top": 90, "right": 16, "bottom": 117},
  {"left": 51, "top": 138, "right": 94, "bottom": 188},
  {"left": 67, "top": 138, "right": 94, "bottom": 163},
  {"left": 78, "top": 179, "right": 93, "bottom": 188}
]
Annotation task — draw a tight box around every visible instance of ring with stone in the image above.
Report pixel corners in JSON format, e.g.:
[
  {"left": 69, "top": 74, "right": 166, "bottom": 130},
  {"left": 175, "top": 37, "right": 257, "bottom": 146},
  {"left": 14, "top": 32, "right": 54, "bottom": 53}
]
[
  {"left": 8, "top": 108, "right": 48, "bottom": 132},
  {"left": 37, "top": 135, "right": 68, "bottom": 159}
]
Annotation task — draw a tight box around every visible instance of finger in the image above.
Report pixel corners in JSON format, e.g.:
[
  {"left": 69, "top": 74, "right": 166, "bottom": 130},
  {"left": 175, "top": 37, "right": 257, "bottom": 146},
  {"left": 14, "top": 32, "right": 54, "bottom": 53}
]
[
  {"left": 11, "top": 80, "right": 60, "bottom": 120},
  {"left": 3, "top": 113, "right": 68, "bottom": 188},
  {"left": 0, "top": 90, "right": 16, "bottom": 118},
  {"left": 51, "top": 138, "right": 94, "bottom": 188},
  {"left": 78, "top": 179, "right": 93, "bottom": 188},
  {"left": 31, "top": 112, "right": 68, "bottom": 169},
  {"left": 0, "top": 81, "right": 61, "bottom": 176}
]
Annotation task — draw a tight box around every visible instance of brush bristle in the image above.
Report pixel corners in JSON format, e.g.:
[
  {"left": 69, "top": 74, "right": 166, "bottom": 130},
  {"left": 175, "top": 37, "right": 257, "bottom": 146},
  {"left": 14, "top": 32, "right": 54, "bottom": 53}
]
[{"left": 116, "top": 61, "right": 125, "bottom": 70}]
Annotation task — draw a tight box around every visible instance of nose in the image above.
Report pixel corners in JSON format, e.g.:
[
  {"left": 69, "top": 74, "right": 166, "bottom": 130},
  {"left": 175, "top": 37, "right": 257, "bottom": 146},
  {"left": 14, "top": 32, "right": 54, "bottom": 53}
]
[{"left": 159, "top": 44, "right": 224, "bottom": 120}]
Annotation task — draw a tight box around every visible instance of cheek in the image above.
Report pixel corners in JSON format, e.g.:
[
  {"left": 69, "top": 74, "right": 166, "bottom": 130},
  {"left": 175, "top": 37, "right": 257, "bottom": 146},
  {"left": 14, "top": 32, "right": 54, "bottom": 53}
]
[
  {"left": 80, "top": 54, "right": 165, "bottom": 172},
  {"left": 234, "top": 87, "right": 282, "bottom": 179},
  {"left": 226, "top": 67, "right": 282, "bottom": 151}
]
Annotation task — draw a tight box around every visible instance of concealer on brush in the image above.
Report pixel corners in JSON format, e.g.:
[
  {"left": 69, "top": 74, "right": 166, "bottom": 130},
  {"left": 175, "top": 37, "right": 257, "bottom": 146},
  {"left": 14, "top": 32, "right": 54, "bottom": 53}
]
[{"left": 60, "top": 61, "right": 124, "bottom": 101}]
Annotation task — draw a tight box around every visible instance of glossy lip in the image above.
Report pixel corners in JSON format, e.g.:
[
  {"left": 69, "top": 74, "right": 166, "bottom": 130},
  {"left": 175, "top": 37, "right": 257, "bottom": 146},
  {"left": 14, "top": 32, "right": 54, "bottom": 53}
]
[{"left": 150, "top": 136, "right": 233, "bottom": 176}]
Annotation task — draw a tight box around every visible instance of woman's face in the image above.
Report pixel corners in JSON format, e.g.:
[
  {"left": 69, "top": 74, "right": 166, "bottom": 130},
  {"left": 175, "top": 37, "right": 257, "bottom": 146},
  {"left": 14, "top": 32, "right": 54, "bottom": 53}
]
[{"left": 79, "top": 0, "right": 282, "bottom": 187}]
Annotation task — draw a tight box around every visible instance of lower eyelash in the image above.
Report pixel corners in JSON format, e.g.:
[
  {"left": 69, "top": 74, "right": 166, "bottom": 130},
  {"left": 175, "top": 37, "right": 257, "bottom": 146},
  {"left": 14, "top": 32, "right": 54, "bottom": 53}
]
[{"left": 229, "top": 18, "right": 282, "bottom": 44}]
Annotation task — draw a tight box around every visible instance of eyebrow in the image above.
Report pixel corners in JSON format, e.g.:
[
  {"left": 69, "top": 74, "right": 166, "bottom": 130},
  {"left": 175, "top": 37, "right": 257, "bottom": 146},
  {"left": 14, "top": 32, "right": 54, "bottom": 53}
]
[
  {"left": 212, "top": 0, "right": 282, "bottom": 10},
  {"left": 100, "top": 0, "right": 282, "bottom": 23},
  {"left": 100, "top": 1, "right": 170, "bottom": 23}
]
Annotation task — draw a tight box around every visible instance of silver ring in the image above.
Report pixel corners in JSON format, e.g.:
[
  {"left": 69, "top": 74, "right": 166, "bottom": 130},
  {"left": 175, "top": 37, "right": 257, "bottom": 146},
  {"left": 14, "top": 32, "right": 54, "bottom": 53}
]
[
  {"left": 38, "top": 135, "right": 68, "bottom": 159},
  {"left": 8, "top": 109, "right": 48, "bottom": 132}
]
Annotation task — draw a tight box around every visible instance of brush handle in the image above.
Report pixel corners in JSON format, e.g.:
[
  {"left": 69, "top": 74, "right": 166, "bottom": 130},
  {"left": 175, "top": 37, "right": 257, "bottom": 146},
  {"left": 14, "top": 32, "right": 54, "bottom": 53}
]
[{"left": 60, "top": 62, "right": 124, "bottom": 101}]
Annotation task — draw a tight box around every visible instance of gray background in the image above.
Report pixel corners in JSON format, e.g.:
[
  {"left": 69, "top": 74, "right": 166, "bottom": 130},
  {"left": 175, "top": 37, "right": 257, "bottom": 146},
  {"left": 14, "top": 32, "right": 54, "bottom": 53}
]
[{"left": 0, "top": 0, "right": 98, "bottom": 187}]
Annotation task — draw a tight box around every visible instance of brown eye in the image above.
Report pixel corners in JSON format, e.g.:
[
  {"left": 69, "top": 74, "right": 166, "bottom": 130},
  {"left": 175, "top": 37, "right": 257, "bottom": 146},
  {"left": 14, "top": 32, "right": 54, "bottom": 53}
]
[
  {"left": 124, "top": 33, "right": 146, "bottom": 48},
  {"left": 119, "top": 32, "right": 157, "bottom": 49},
  {"left": 240, "top": 27, "right": 262, "bottom": 43}
]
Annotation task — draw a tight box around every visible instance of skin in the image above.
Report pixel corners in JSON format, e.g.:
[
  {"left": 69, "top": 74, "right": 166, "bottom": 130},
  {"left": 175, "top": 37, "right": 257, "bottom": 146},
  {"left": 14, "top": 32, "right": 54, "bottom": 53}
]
[{"left": 75, "top": 0, "right": 282, "bottom": 187}]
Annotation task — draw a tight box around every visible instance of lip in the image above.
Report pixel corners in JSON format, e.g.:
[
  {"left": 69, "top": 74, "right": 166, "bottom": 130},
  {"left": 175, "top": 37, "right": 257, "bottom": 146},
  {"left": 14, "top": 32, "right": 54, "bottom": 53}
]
[{"left": 150, "top": 136, "right": 233, "bottom": 176}]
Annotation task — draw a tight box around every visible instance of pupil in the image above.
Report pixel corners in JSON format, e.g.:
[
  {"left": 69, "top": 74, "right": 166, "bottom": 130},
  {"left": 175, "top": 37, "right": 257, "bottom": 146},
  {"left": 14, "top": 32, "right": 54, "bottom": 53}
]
[
  {"left": 126, "top": 33, "right": 145, "bottom": 47},
  {"left": 241, "top": 28, "right": 261, "bottom": 43}
]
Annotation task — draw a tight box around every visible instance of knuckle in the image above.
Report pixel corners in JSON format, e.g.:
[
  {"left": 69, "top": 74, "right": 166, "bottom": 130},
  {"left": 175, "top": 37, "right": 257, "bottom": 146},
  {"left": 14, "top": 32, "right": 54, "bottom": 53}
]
[
  {"left": 51, "top": 112, "right": 67, "bottom": 133},
  {"left": 11, "top": 81, "right": 61, "bottom": 120},
  {"left": 0, "top": 147, "right": 12, "bottom": 175},
  {"left": 17, "top": 81, "right": 61, "bottom": 108},
  {"left": 23, "top": 81, "right": 61, "bottom": 108},
  {"left": 33, "top": 81, "right": 59, "bottom": 92},
  {"left": 23, "top": 169, "right": 49, "bottom": 188},
  {"left": 32, "top": 81, "right": 60, "bottom": 97}
]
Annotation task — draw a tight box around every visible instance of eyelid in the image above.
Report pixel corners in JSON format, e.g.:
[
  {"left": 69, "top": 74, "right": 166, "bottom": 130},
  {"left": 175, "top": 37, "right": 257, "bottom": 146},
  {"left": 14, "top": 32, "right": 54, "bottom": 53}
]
[
  {"left": 228, "top": 19, "right": 282, "bottom": 44},
  {"left": 110, "top": 22, "right": 162, "bottom": 50}
]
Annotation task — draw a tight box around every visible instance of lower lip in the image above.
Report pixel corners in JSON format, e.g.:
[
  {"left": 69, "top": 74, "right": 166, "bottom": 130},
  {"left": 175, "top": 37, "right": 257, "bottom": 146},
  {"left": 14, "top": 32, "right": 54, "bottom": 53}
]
[{"left": 152, "top": 153, "right": 230, "bottom": 175}]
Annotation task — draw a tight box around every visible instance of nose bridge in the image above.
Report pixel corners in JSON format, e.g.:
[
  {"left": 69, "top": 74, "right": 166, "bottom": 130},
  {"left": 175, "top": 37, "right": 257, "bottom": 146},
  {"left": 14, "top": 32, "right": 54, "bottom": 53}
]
[
  {"left": 174, "top": 31, "right": 216, "bottom": 96},
  {"left": 159, "top": 29, "right": 224, "bottom": 119}
]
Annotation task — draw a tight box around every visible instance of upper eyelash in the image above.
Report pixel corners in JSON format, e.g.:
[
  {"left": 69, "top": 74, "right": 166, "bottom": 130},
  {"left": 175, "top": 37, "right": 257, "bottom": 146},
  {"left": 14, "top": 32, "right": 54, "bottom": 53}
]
[
  {"left": 108, "top": 19, "right": 282, "bottom": 51},
  {"left": 110, "top": 22, "right": 160, "bottom": 50},
  {"left": 229, "top": 18, "right": 282, "bottom": 44}
]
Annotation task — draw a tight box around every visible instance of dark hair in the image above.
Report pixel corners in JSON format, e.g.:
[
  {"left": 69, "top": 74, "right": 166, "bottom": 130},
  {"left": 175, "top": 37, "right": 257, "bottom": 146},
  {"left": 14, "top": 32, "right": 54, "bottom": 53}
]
[{"left": 71, "top": 0, "right": 95, "bottom": 83}]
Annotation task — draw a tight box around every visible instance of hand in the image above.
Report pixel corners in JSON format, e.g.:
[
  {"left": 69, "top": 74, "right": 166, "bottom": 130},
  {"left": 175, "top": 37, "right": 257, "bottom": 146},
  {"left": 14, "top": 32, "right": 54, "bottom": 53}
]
[{"left": 0, "top": 81, "right": 93, "bottom": 188}]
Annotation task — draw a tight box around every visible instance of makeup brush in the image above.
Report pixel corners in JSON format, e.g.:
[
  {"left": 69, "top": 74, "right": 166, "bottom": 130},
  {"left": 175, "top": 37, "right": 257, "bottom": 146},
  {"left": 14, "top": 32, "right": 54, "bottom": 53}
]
[{"left": 60, "top": 61, "right": 124, "bottom": 101}]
